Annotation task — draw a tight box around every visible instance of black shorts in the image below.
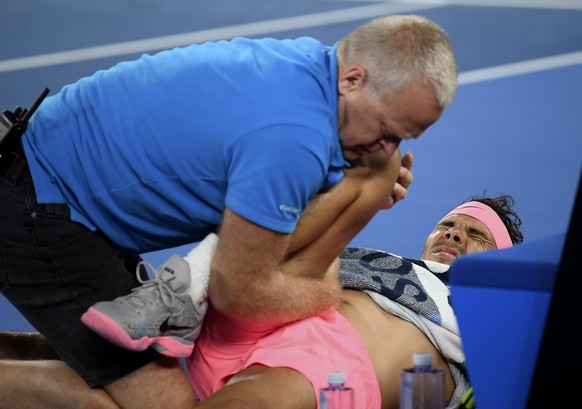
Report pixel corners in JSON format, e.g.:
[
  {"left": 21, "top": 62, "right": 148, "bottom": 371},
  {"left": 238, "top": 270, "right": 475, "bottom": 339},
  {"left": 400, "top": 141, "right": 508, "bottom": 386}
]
[{"left": 0, "top": 147, "right": 159, "bottom": 387}]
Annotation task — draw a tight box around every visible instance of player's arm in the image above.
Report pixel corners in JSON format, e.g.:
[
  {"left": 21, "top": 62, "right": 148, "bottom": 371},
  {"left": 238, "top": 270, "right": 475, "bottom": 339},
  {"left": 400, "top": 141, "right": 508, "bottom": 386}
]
[{"left": 209, "top": 149, "right": 401, "bottom": 323}]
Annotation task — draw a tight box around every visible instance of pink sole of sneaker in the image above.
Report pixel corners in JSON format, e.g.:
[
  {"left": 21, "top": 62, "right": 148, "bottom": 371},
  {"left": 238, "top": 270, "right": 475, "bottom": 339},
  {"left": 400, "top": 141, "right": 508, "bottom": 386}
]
[{"left": 81, "top": 307, "right": 193, "bottom": 358}]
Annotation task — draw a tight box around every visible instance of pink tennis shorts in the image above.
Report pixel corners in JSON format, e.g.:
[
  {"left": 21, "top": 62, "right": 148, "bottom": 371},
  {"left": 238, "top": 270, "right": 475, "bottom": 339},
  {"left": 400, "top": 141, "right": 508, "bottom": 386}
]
[{"left": 187, "top": 304, "right": 381, "bottom": 408}]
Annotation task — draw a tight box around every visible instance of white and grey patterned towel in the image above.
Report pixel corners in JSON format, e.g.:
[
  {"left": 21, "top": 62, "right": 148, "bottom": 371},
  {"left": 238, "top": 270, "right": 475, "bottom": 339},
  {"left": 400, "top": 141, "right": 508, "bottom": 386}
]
[{"left": 339, "top": 247, "right": 456, "bottom": 332}]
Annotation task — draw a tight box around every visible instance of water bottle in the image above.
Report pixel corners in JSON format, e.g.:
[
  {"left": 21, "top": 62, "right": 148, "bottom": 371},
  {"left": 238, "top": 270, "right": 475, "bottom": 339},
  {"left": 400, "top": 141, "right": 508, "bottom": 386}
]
[
  {"left": 319, "top": 371, "right": 354, "bottom": 409},
  {"left": 400, "top": 352, "right": 444, "bottom": 409}
]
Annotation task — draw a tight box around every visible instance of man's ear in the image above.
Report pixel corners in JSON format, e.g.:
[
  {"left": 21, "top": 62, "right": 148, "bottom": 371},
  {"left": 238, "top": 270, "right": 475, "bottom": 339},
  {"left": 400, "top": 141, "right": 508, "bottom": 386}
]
[{"left": 337, "top": 65, "right": 367, "bottom": 95}]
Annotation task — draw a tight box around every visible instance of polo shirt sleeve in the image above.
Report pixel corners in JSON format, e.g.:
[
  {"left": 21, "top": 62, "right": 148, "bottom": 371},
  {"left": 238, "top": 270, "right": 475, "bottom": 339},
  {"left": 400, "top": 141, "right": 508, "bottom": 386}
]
[{"left": 224, "top": 124, "right": 330, "bottom": 233}]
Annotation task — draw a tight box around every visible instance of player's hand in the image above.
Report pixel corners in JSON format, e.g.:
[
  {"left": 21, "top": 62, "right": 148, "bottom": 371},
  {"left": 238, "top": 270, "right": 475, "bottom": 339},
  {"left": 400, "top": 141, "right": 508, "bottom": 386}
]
[{"left": 381, "top": 151, "right": 414, "bottom": 210}]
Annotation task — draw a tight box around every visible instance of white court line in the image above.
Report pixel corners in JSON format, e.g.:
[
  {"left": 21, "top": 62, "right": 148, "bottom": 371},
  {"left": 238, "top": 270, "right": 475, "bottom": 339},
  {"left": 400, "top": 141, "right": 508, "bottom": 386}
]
[
  {"left": 410, "top": 0, "right": 582, "bottom": 10},
  {"left": 0, "top": 1, "right": 580, "bottom": 84},
  {"left": 330, "top": 0, "right": 582, "bottom": 11},
  {"left": 459, "top": 51, "right": 582, "bottom": 84},
  {"left": 0, "top": 2, "right": 435, "bottom": 74}
]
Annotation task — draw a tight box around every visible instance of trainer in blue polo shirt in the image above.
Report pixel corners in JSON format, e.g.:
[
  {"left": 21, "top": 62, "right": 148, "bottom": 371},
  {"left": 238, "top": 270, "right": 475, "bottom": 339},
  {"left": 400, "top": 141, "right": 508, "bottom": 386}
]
[
  {"left": 0, "top": 15, "right": 458, "bottom": 400},
  {"left": 24, "top": 37, "right": 346, "bottom": 253}
]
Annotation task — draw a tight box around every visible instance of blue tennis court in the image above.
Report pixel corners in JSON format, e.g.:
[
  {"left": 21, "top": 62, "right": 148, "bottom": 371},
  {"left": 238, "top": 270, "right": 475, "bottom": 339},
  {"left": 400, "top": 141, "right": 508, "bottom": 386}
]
[{"left": 1, "top": 1, "right": 581, "bottom": 406}]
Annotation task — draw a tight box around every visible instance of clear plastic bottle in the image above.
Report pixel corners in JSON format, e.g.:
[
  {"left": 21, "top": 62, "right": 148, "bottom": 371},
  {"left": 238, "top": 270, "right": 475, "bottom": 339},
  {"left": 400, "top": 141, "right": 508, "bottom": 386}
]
[
  {"left": 319, "top": 371, "right": 354, "bottom": 409},
  {"left": 400, "top": 352, "right": 444, "bottom": 409}
]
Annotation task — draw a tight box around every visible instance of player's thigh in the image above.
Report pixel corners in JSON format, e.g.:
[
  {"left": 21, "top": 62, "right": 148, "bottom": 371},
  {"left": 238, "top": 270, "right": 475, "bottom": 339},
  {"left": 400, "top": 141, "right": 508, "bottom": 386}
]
[{"left": 201, "top": 365, "right": 316, "bottom": 409}]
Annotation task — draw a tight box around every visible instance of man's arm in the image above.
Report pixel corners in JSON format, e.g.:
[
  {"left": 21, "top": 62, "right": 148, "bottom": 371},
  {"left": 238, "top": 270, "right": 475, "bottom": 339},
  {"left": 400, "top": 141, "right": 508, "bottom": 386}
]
[{"left": 209, "top": 149, "right": 402, "bottom": 323}]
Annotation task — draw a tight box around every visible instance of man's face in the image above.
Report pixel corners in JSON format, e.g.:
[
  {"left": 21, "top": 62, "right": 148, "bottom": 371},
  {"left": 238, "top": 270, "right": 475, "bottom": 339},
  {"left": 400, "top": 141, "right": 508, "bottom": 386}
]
[
  {"left": 420, "top": 214, "right": 498, "bottom": 265},
  {"left": 337, "top": 66, "right": 443, "bottom": 162}
]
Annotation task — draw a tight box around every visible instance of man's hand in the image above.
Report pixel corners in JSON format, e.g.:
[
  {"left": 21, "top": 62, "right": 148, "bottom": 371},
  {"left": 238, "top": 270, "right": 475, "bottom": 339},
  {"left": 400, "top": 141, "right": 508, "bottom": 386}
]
[{"left": 381, "top": 151, "right": 414, "bottom": 210}]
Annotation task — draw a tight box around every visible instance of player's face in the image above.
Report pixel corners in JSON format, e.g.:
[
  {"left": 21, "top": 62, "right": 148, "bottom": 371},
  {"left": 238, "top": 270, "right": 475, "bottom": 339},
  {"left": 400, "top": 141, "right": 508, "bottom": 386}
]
[{"left": 420, "top": 214, "right": 497, "bottom": 265}]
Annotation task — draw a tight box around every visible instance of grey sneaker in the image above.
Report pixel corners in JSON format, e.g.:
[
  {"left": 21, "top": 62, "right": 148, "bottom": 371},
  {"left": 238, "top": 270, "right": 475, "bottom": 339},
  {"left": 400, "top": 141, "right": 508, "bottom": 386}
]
[{"left": 81, "top": 255, "right": 206, "bottom": 358}]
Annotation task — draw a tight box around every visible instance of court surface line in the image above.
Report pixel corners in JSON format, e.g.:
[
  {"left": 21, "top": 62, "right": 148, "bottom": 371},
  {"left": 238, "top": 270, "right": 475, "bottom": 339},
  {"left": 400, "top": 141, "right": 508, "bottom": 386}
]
[
  {"left": 459, "top": 51, "right": 582, "bottom": 84},
  {"left": 0, "top": 2, "right": 436, "bottom": 73},
  {"left": 330, "top": 0, "right": 582, "bottom": 11},
  {"left": 1, "top": 2, "right": 580, "bottom": 85}
]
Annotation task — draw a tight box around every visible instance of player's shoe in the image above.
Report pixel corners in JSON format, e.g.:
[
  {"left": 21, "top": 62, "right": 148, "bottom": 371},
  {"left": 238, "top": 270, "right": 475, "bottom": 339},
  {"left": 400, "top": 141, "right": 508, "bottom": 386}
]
[{"left": 81, "top": 254, "right": 205, "bottom": 358}]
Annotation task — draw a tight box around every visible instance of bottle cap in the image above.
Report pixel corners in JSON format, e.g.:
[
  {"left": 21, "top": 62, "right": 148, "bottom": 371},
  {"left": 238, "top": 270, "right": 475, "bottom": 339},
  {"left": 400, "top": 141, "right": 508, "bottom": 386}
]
[
  {"left": 328, "top": 371, "right": 346, "bottom": 384},
  {"left": 413, "top": 352, "right": 432, "bottom": 367}
]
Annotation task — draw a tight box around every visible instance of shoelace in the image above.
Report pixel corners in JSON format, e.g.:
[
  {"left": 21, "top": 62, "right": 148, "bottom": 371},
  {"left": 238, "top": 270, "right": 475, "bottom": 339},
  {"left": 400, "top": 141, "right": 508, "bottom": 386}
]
[{"left": 115, "top": 261, "right": 179, "bottom": 313}]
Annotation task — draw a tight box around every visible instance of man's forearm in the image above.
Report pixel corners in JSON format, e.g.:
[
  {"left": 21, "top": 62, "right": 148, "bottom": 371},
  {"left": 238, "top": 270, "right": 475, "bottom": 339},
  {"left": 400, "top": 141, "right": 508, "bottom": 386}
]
[
  {"left": 211, "top": 150, "right": 400, "bottom": 323},
  {"left": 213, "top": 260, "right": 342, "bottom": 324}
]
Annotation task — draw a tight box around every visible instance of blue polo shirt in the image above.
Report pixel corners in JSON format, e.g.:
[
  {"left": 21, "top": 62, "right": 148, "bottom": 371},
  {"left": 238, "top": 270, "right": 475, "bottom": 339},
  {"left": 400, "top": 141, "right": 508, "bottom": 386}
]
[{"left": 23, "top": 37, "right": 347, "bottom": 254}]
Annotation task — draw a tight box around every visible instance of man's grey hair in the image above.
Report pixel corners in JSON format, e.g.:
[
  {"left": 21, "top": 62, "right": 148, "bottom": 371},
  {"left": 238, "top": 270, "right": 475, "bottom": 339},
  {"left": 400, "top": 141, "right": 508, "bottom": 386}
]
[{"left": 337, "top": 14, "right": 458, "bottom": 108}]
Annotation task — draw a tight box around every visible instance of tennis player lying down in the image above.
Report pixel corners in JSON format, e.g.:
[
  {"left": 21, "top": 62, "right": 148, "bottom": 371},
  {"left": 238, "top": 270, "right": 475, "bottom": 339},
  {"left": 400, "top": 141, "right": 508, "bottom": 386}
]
[{"left": 0, "top": 191, "right": 523, "bottom": 409}]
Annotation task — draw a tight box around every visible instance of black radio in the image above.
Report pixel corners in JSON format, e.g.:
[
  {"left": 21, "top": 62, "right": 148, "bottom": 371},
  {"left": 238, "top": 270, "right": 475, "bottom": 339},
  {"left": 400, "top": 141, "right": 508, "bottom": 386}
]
[{"left": 0, "top": 87, "right": 50, "bottom": 154}]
